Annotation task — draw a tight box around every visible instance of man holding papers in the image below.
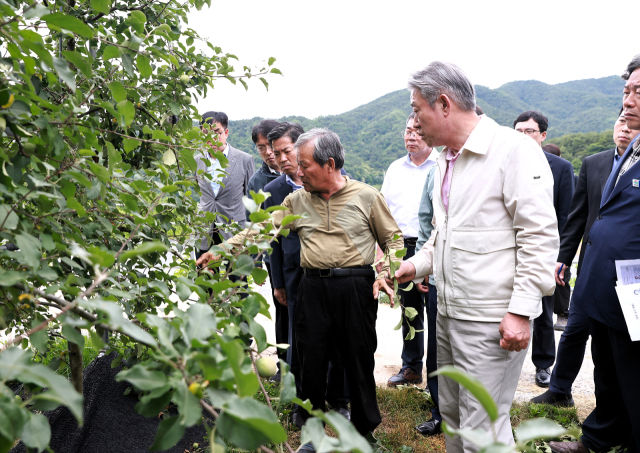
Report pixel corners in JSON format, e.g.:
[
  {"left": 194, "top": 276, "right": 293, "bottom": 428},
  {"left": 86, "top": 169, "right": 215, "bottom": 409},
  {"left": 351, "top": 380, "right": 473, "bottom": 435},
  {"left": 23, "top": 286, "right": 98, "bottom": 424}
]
[{"left": 549, "top": 55, "right": 640, "bottom": 453}]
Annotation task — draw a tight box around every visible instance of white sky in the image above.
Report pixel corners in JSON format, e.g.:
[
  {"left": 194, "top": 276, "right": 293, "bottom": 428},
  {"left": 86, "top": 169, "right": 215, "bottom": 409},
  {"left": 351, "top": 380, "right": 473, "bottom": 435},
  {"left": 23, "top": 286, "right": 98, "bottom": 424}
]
[{"left": 188, "top": 0, "right": 638, "bottom": 121}]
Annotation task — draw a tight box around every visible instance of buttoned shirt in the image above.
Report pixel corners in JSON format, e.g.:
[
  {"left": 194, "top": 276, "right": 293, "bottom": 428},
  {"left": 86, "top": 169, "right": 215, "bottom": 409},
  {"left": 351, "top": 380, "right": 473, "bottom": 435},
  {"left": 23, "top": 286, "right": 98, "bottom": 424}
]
[
  {"left": 441, "top": 148, "right": 460, "bottom": 213},
  {"left": 228, "top": 176, "right": 404, "bottom": 277},
  {"left": 380, "top": 152, "right": 438, "bottom": 238},
  {"left": 207, "top": 144, "right": 229, "bottom": 196},
  {"left": 615, "top": 138, "right": 640, "bottom": 186}
]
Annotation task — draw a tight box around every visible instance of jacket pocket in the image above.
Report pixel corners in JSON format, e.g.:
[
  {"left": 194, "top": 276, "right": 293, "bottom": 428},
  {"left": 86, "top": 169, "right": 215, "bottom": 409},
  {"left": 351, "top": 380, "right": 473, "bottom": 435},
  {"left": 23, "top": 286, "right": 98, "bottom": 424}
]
[{"left": 449, "top": 229, "right": 516, "bottom": 301}]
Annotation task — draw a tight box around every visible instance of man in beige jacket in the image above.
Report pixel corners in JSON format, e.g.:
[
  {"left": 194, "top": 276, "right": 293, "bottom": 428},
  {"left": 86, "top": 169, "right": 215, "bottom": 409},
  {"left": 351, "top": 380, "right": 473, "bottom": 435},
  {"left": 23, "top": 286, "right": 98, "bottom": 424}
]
[{"left": 376, "top": 62, "right": 559, "bottom": 452}]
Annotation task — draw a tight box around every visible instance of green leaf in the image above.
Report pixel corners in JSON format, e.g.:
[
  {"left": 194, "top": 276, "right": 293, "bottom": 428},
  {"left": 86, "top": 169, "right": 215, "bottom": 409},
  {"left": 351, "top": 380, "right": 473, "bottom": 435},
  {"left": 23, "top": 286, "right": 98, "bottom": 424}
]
[
  {"left": 120, "top": 241, "right": 168, "bottom": 261},
  {"left": 150, "top": 416, "right": 184, "bottom": 451},
  {"left": 404, "top": 306, "right": 418, "bottom": 321},
  {"left": 16, "top": 232, "right": 41, "bottom": 268},
  {"left": 182, "top": 303, "right": 217, "bottom": 344},
  {"left": 231, "top": 254, "right": 254, "bottom": 276},
  {"left": 62, "top": 324, "right": 85, "bottom": 348},
  {"left": 514, "top": 418, "right": 566, "bottom": 443},
  {"left": 172, "top": 381, "right": 202, "bottom": 426},
  {"left": 404, "top": 325, "right": 415, "bottom": 341},
  {"left": 162, "top": 150, "right": 176, "bottom": 166},
  {"left": 43, "top": 13, "right": 95, "bottom": 39},
  {"left": 136, "top": 54, "right": 152, "bottom": 78},
  {"left": 249, "top": 211, "right": 269, "bottom": 223},
  {"left": 20, "top": 413, "right": 51, "bottom": 451},
  {"left": 0, "top": 397, "right": 28, "bottom": 440},
  {"left": 247, "top": 318, "right": 267, "bottom": 352},
  {"left": 66, "top": 196, "right": 87, "bottom": 216},
  {"left": 117, "top": 364, "right": 168, "bottom": 391},
  {"left": 280, "top": 214, "right": 299, "bottom": 227},
  {"left": 0, "top": 205, "right": 19, "bottom": 229},
  {"left": 217, "top": 397, "right": 286, "bottom": 450},
  {"left": 103, "top": 45, "right": 120, "bottom": 60},
  {"left": 117, "top": 100, "right": 135, "bottom": 126},
  {"left": 122, "top": 138, "right": 139, "bottom": 152},
  {"left": 62, "top": 50, "right": 92, "bottom": 77},
  {"left": 90, "top": 0, "right": 111, "bottom": 14},
  {"left": 0, "top": 348, "right": 83, "bottom": 424},
  {"left": 83, "top": 299, "right": 157, "bottom": 346},
  {"left": 0, "top": 270, "right": 24, "bottom": 286},
  {"left": 88, "top": 161, "right": 111, "bottom": 184},
  {"left": 109, "top": 81, "right": 127, "bottom": 102},
  {"left": 53, "top": 57, "right": 76, "bottom": 92},
  {"left": 87, "top": 246, "right": 115, "bottom": 267},
  {"left": 433, "top": 366, "right": 498, "bottom": 422},
  {"left": 251, "top": 267, "right": 268, "bottom": 285}
]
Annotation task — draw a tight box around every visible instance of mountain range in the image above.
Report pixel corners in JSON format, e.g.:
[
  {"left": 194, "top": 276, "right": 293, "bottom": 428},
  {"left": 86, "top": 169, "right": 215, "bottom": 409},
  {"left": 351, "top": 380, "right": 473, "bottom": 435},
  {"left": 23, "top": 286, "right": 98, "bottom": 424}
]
[{"left": 229, "top": 76, "right": 624, "bottom": 186}]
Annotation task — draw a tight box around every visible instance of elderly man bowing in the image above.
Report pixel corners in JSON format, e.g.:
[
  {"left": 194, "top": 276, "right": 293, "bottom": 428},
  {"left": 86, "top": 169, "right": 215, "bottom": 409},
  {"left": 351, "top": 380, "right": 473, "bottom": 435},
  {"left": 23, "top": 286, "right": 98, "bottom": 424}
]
[{"left": 376, "top": 61, "right": 559, "bottom": 452}]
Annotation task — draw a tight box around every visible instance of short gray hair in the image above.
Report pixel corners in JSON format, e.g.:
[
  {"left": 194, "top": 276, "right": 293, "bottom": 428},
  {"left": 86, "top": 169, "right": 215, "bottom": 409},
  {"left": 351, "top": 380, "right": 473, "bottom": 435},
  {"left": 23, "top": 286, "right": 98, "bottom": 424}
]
[
  {"left": 294, "top": 128, "right": 344, "bottom": 169},
  {"left": 622, "top": 54, "right": 640, "bottom": 80},
  {"left": 408, "top": 61, "right": 476, "bottom": 112}
]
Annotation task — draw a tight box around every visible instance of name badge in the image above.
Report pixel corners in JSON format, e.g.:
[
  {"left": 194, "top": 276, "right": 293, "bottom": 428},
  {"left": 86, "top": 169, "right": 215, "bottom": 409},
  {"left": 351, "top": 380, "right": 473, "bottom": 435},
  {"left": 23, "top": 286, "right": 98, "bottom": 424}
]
[{"left": 633, "top": 179, "right": 639, "bottom": 188}]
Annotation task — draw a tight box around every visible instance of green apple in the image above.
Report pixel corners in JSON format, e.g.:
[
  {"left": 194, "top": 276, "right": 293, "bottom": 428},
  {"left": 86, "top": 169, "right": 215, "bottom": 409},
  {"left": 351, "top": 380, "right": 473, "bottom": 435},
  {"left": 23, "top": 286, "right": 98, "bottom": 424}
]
[{"left": 255, "top": 357, "right": 277, "bottom": 378}]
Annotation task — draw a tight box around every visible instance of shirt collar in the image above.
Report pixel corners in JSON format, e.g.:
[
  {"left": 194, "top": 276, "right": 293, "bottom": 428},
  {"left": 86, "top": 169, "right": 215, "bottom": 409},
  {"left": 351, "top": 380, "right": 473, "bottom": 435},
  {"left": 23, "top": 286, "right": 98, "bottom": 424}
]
[
  {"left": 404, "top": 152, "right": 438, "bottom": 167},
  {"left": 458, "top": 115, "right": 494, "bottom": 156},
  {"left": 285, "top": 174, "right": 303, "bottom": 190}
]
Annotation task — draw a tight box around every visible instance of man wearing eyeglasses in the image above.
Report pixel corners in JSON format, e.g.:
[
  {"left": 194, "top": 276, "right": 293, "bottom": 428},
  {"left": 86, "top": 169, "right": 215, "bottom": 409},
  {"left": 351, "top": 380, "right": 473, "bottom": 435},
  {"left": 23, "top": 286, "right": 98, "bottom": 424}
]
[
  {"left": 248, "top": 119, "right": 281, "bottom": 194},
  {"left": 513, "top": 111, "right": 575, "bottom": 389}
]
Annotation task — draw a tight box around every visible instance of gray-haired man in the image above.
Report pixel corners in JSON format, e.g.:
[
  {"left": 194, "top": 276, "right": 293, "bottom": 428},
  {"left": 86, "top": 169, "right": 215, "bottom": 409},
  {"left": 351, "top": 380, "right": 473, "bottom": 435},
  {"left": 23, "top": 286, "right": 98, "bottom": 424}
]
[{"left": 380, "top": 62, "right": 559, "bottom": 452}]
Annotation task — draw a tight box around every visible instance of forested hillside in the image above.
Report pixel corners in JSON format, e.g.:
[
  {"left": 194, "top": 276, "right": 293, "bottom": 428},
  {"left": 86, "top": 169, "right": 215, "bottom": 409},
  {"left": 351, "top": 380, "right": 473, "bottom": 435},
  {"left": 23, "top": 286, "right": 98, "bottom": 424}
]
[{"left": 228, "top": 76, "right": 623, "bottom": 186}]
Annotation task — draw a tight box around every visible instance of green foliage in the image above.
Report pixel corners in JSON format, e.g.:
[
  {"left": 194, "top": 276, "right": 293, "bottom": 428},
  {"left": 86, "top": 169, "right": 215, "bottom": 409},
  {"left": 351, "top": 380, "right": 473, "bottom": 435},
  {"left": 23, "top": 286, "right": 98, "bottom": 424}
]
[
  {"left": 229, "top": 77, "right": 623, "bottom": 185},
  {"left": 0, "top": 0, "right": 317, "bottom": 450}
]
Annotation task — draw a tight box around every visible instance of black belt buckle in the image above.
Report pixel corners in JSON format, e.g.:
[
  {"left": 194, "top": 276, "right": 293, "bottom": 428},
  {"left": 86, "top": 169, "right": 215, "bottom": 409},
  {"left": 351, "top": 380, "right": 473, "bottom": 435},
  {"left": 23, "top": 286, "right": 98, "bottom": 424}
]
[{"left": 319, "top": 268, "right": 333, "bottom": 278}]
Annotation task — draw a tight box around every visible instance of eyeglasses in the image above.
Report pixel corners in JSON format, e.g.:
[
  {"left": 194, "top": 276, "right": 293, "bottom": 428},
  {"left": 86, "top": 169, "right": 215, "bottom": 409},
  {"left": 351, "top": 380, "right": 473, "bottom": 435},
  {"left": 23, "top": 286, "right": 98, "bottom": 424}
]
[
  {"left": 255, "top": 144, "right": 272, "bottom": 153},
  {"left": 404, "top": 130, "right": 420, "bottom": 138},
  {"left": 515, "top": 128, "right": 540, "bottom": 136}
]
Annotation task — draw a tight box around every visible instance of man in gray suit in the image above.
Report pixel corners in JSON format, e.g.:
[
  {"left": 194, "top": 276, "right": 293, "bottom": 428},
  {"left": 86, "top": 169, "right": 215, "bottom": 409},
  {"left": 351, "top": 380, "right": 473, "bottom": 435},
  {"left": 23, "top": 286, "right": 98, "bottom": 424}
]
[{"left": 195, "top": 111, "right": 254, "bottom": 259}]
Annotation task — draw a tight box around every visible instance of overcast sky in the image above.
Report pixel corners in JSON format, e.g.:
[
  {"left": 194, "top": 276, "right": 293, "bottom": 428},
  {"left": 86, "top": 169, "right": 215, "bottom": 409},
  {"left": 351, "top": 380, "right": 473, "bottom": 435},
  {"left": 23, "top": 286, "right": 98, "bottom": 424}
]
[{"left": 187, "top": 0, "right": 638, "bottom": 121}]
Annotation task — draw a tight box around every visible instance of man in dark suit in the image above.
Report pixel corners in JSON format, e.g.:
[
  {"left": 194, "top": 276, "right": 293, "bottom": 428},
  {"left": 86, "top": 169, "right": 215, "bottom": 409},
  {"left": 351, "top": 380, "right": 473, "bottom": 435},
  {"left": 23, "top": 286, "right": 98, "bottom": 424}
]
[
  {"left": 263, "top": 123, "right": 349, "bottom": 428},
  {"left": 532, "top": 111, "right": 640, "bottom": 407},
  {"left": 248, "top": 119, "right": 280, "bottom": 194},
  {"left": 195, "top": 111, "right": 254, "bottom": 259},
  {"left": 514, "top": 111, "right": 574, "bottom": 388},
  {"left": 550, "top": 54, "right": 640, "bottom": 453}
]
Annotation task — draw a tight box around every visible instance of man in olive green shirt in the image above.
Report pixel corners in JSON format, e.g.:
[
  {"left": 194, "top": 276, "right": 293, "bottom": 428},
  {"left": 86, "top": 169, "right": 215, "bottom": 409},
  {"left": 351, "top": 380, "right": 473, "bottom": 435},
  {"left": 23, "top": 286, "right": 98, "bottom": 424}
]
[{"left": 198, "top": 128, "right": 403, "bottom": 448}]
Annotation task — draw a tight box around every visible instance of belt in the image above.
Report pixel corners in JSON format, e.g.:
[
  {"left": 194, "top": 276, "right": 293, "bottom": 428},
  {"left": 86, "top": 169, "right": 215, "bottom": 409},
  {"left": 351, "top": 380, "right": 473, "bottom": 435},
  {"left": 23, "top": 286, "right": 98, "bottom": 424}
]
[{"left": 302, "top": 266, "right": 374, "bottom": 278}]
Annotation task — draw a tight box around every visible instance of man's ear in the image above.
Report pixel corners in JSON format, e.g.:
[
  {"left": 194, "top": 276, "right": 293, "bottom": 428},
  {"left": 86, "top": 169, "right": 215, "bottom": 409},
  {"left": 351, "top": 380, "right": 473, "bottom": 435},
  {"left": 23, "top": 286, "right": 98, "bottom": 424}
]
[
  {"left": 540, "top": 131, "right": 547, "bottom": 143},
  {"left": 439, "top": 94, "right": 451, "bottom": 115},
  {"left": 326, "top": 157, "right": 336, "bottom": 171}
]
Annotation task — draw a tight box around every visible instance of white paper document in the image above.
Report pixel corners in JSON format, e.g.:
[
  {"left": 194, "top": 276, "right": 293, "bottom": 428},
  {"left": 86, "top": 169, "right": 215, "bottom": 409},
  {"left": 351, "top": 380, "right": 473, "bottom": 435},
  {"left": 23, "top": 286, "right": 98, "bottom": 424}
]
[
  {"left": 615, "top": 259, "right": 640, "bottom": 342},
  {"left": 615, "top": 259, "right": 640, "bottom": 286}
]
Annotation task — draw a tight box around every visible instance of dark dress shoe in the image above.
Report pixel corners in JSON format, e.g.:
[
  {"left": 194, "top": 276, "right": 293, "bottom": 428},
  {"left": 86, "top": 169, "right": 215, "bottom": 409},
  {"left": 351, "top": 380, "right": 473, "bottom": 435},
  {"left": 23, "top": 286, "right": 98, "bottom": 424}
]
[
  {"left": 549, "top": 440, "right": 588, "bottom": 453},
  {"left": 530, "top": 389, "right": 574, "bottom": 407},
  {"left": 335, "top": 406, "right": 351, "bottom": 421},
  {"left": 387, "top": 368, "right": 422, "bottom": 387},
  {"left": 415, "top": 419, "right": 441, "bottom": 436},
  {"left": 297, "top": 442, "right": 316, "bottom": 452},
  {"left": 535, "top": 368, "right": 551, "bottom": 387}
]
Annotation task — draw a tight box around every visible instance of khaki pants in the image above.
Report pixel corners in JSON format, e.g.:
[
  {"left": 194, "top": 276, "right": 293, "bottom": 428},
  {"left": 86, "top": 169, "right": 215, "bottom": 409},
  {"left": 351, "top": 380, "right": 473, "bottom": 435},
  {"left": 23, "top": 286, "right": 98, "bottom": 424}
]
[{"left": 437, "top": 315, "right": 529, "bottom": 453}]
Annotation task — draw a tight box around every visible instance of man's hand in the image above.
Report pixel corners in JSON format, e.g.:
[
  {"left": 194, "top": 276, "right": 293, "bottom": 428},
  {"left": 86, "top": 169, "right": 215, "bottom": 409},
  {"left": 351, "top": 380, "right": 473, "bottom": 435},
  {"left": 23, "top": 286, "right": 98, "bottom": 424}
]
[
  {"left": 373, "top": 278, "right": 395, "bottom": 307},
  {"left": 274, "top": 288, "right": 287, "bottom": 306},
  {"left": 196, "top": 252, "right": 218, "bottom": 270},
  {"left": 416, "top": 278, "right": 430, "bottom": 294},
  {"left": 374, "top": 245, "right": 384, "bottom": 274},
  {"left": 499, "top": 312, "right": 530, "bottom": 351},
  {"left": 555, "top": 262, "right": 567, "bottom": 286},
  {"left": 393, "top": 261, "right": 417, "bottom": 284}
]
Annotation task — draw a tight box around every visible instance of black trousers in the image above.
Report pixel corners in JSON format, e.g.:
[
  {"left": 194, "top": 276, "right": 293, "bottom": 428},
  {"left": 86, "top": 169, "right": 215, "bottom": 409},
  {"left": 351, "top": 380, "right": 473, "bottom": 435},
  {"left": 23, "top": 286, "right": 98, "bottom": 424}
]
[
  {"left": 399, "top": 240, "right": 425, "bottom": 374},
  {"left": 266, "top": 262, "right": 289, "bottom": 363},
  {"left": 581, "top": 319, "right": 640, "bottom": 453},
  {"left": 425, "top": 282, "right": 441, "bottom": 421},
  {"left": 295, "top": 272, "right": 381, "bottom": 435},
  {"left": 532, "top": 293, "right": 556, "bottom": 370}
]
